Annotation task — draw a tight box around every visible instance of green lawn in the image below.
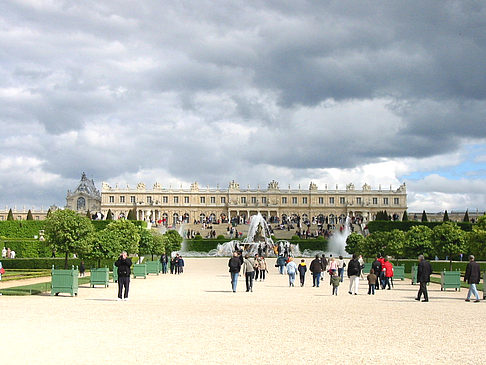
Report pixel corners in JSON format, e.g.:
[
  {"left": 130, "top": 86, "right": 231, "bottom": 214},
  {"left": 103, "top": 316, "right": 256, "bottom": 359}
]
[
  {"left": 0, "top": 276, "right": 95, "bottom": 296},
  {"left": 1, "top": 269, "right": 51, "bottom": 281}
]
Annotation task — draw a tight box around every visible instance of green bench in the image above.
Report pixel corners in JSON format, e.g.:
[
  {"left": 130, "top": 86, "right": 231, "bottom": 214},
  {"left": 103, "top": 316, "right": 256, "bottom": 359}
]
[
  {"left": 363, "top": 263, "right": 372, "bottom": 274},
  {"left": 440, "top": 270, "right": 461, "bottom": 291},
  {"left": 133, "top": 263, "right": 147, "bottom": 279},
  {"left": 51, "top": 265, "right": 78, "bottom": 296},
  {"left": 112, "top": 263, "right": 118, "bottom": 283},
  {"left": 411, "top": 265, "right": 418, "bottom": 285},
  {"left": 90, "top": 267, "right": 109, "bottom": 288}
]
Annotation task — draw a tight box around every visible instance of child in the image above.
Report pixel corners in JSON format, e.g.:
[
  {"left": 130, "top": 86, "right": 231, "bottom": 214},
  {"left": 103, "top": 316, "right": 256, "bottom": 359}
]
[
  {"left": 331, "top": 271, "right": 340, "bottom": 295},
  {"left": 298, "top": 259, "right": 307, "bottom": 287},
  {"left": 367, "top": 269, "right": 377, "bottom": 295}
]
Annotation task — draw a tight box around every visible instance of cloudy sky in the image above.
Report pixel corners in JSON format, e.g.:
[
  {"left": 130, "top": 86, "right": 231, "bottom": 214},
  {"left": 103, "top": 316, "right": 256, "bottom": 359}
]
[{"left": 1, "top": 1, "right": 485, "bottom": 212}]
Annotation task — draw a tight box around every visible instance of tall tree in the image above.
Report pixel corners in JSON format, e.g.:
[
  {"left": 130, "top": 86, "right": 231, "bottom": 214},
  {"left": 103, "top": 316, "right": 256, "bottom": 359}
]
[
  {"left": 468, "top": 215, "right": 486, "bottom": 259},
  {"left": 443, "top": 210, "right": 449, "bottom": 222},
  {"left": 163, "top": 230, "right": 183, "bottom": 257},
  {"left": 106, "top": 209, "right": 113, "bottom": 221},
  {"left": 7, "top": 209, "right": 14, "bottom": 221},
  {"left": 103, "top": 220, "right": 140, "bottom": 255},
  {"left": 421, "top": 210, "right": 428, "bottom": 222},
  {"left": 139, "top": 229, "right": 166, "bottom": 260},
  {"left": 127, "top": 208, "right": 137, "bottom": 220},
  {"left": 402, "top": 210, "right": 408, "bottom": 221},
  {"left": 431, "top": 222, "right": 466, "bottom": 270},
  {"left": 26, "top": 209, "right": 34, "bottom": 220},
  {"left": 463, "top": 210, "right": 470, "bottom": 223},
  {"left": 45, "top": 209, "right": 95, "bottom": 269},
  {"left": 86, "top": 210, "right": 91, "bottom": 219}
]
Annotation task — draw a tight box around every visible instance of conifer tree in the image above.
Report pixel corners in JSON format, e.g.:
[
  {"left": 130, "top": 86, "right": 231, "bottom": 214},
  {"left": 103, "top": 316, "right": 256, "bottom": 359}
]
[
  {"left": 26, "top": 209, "right": 34, "bottom": 220},
  {"left": 106, "top": 209, "right": 113, "bottom": 220},
  {"left": 402, "top": 210, "right": 408, "bottom": 221},
  {"left": 443, "top": 210, "right": 449, "bottom": 222},
  {"left": 7, "top": 208, "right": 14, "bottom": 221},
  {"left": 86, "top": 210, "right": 91, "bottom": 219},
  {"left": 463, "top": 210, "right": 469, "bottom": 223}
]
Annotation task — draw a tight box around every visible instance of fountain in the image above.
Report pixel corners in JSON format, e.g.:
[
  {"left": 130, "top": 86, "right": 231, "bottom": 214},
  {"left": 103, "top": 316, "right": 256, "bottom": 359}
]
[{"left": 326, "top": 216, "right": 351, "bottom": 256}]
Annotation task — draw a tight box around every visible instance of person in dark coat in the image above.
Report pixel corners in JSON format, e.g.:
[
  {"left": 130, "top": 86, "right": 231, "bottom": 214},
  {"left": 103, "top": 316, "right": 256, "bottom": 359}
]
[
  {"left": 415, "top": 255, "right": 432, "bottom": 302},
  {"left": 79, "top": 260, "right": 85, "bottom": 277},
  {"left": 371, "top": 256, "right": 382, "bottom": 290},
  {"left": 160, "top": 254, "right": 168, "bottom": 274},
  {"left": 115, "top": 251, "right": 132, "bottom": 301},
  {"left": 298, "top": 259, "right": 307, "bottom": 287},
  {"left": 320, "top": 254, "right": 328, "bottom": 281},
  {"left": 347, "top": 254, "right": 361, "bottom": 295},
  {"left": 228, "top": 252, "right": 241, "bottom": 293},
  {"left": 464, "top": 255, "right": 481, "bottom": 302},
  {"left": 310, "top": 255, "right": 322, "bottom": 288}
]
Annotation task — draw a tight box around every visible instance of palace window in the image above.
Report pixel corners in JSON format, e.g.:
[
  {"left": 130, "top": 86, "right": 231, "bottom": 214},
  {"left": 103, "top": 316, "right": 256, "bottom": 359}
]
[
  {"left": 174, "top": 196, "right": 179, "bottom": 203},
  {"left": 394, "top": 197, "right": 400, "bottom": 205},
  {"left": 130, "top": 196, "right": 136, "bottom": 203},
  {"left": 372, "top": 197, "right": 378, "bottom": 205},
  {"left": 282, "top": 197, "right": 287, "bottom": 204},
  {"left": 109, "top": 196, "right": 114, "bottom": 203},
  {"left": 241, "top": 197, "right": 246, "bottom": 204},
  {"left": 251, "top": 197, "right": 257, "bottom": 204},
  {"left": 292, "top": 197, "right": 297, "bottom": 204},
  {"left": 184, "top": 196, "right": 190, "bottom": 204},
  {"left": 340, "top": 197, "right": 345, "bottom": 204},
  {"left": 163, "top": 196, "right": 168, "bottom": 203},
  {"left": 200, "top": 197, "right": 206, "bottom": 204},
  {"left": 221, "top": 197, "right": 226, "bottom": 204},
  {"left": 329, "top": 197, "right": 335, "bottom": 204},
  {"left": 318, "top": 197, "right": 324, "bottom": 204},
  {"left": 120, "top": 196, "right": 125, "bottom": 203},
  {"left": 261, "top": 197, "right": 267, "bottom": 204},
  {"left": 356, "top": 197, "right": 362, "bottom": 205},
  {"left": 210, "top": 197, "right": 216, "bottom": 204},
  {"left": 302, "top": 197, "right": 308, "bottom": 204},
  {"left": 383, "top": 197, "right": 389, "bottom": 205},
  {"left": 147, "top": 196, "right": 152, "bottom": 204}
]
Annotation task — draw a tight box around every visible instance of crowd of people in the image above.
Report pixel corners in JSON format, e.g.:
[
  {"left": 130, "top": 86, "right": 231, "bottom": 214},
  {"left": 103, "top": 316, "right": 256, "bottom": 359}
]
[{"left": 1, "top": 247, "right": 16, "bottom": 259}]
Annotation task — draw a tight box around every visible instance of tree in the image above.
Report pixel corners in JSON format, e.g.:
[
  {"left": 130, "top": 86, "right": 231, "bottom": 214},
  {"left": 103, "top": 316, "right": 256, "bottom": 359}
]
[
  {"left": 163, "top": 230, "right": 183, "bottom": 256},
  {"left": 26, "top": 209, "right": 34, "bottom": 220},
  {"left": 443, "top": 210, "right": 449, "bottom": 222},
  {"left": 127, "top": 208, "right": 137, "bottom": 220},
  {"left": 86, "top": 210, "right": 91, "bottom": 219},
  {"left": 386, "top": 229, "right": 405, "bottom": 258},
  {"left": 46, "top": 208, "right": 52, "bottom": 218},
  {"left": 362, "top": 232, "right": 388, "bottom": 258},
  {"left": 468, "top": 215, "right": 486, "bottom": 260},
  {"left": 7, "top": 209, "right": 14, "bottom": 221},
  {"left": 421, "top": 210, "right": 428, "bottom": 222},
  {"left": 375, "top": 210, "right": 390, "bottom": 221},
  {"left": 45, "top": 209, "right": 95, "bottom": 269},
  {"left": 106, "top": 209, "right": 113, "bottom": 221},
  {"left": 345, "top": 232, "right": 365, "bottom": 255},
  {"left": 139, "top": 229, "right": 166, "bottom": 260},
  {"left": 402, "top": 210, "right": 408, "bottom": 221},
  {"left": 463, "top": 210, "right": 470, "bottom": 223},
  {"left": 102, "top": 220, "right": 140, "bottom": 255},
  {"left": 404, "top": 225, "right": 433, "bottom": 259},
  {"left": 431, "top": 222, "right": 466, "bottom": 270},
  {"left": 89, "top": 229, "right": 121, "bottom": 268}
]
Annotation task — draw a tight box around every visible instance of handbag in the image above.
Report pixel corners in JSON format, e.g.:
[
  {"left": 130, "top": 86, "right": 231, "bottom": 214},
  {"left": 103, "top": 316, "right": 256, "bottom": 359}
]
[{"left": 0, "top": 267, "right": 5, "bottom": 274}]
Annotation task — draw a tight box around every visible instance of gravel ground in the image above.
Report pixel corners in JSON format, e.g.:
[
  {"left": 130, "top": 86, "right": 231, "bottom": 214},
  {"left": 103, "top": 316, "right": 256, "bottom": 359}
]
[{"left": 1, "top": 257, "right": 485, "bottom": 364}]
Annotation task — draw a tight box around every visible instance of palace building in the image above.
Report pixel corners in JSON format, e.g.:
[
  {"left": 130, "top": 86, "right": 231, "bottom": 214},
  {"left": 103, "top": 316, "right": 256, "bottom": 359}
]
[{"left": 100, "top": 180, "right": 408, "bottom": 226}]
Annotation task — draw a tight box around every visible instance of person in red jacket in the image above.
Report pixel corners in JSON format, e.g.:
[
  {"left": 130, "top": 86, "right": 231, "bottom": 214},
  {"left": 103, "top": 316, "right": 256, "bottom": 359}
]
[
  {"left": 378, "top": 255, "right": 386, "bottom": 288},
  {"left": 382, "top": 257, "right": 393, "bottom": 290}
]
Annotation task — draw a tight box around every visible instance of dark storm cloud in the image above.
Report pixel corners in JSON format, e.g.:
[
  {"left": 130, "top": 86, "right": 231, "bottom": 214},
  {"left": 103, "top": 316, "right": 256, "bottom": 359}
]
[{"left": 0, "top": 0, "right": 485, "bottom": 207}]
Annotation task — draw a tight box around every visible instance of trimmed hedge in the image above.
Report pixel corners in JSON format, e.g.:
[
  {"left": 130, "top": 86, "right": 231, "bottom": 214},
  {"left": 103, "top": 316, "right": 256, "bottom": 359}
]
[
  {"left": 1, "top": 238, "right": 51, "bottom": 258},
  {"left": 0, "top": 220, "right": 147, "bottom": 239},
  {"left": 367, "top": 221, "right": 473, "bottom": 233},
  {"left": 379, "top": 259, "right": 486, "bottom": 274},
  {"left": 183, "top": 238, "right": 328, "bottom": 253},
  {"left": 1, "top": 258, "right": 118, "bottom": 270}
]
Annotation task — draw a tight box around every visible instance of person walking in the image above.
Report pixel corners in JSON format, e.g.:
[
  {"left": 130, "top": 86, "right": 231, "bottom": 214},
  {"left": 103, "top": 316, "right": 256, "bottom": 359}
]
[
  {"left": 253, "top": 254, "right": 260, "bottom": 279},
  {"left": 276, "top": 255, "right": 286, "bottom": 275},
  {"left": 241, "top": 254, "right": 255, "bottom": 292},
  {"left": 367, "top": 269, "right": 377, "bottom": 295},
  {"left": 371, "top": 256, "right": 382, "bottom": 290},
  {"left": 0, "top": 260, "right": 4, "bottom": 281},
  {"left": 337, "top": 255, "right": 346, "bottom": 282},
  {"left": 286, "top": 257, "right": 298, "bottom": 287},
  {"left": 320, "top": 254, "right": 328, "bottom": 281},
  {"left": 228, "top": 252, "right": 241, "bottom": 293},
  {"left": 415, "top": 255, "right": 432, "bottom": 302},
  {"left": 347, "top": 254, "right": 361, "bottom": 295},
  {"left": 79, "top": 261, "right": 85, "bottom": 277},
  {"left": 115, "top": 251, "right": 132, "bottom": 301},
  {"left": 298, "top": 259, "right": 307, "bottom": 287},
  {"left": 383, "top": 258, "right": 393, "bottom": 290},
  {"left": 258, "top": 256, "right": 268, "bottom": 281},
  {"left": 178, "top": 256, "right": 185, "bottom": 274},
  {"left": 310, "top": 254, "right": 322, "bottom": 288},
  {"left": 464, "top": 255, "right": 481, "bottom": 303},
  {"left": 160, "top": 254, "right": 168, "bottom": 274},
  {"left": 331, "top": 271, "right": 340, "bottom": 295}
]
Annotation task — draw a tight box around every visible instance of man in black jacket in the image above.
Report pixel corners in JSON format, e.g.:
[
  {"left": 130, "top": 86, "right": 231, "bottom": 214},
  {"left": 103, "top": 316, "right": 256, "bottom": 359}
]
[
  {"left": 371, "top": 256, "right": 382, "bottom": 290},
  {"left": 347, "top": 254, "right": 361, "bottom": 295},
  {"left": 115, "top": 251, "right": 132, "bottom": 301},
  {"left": 228, "top": 252, "right": 241, "bottom": 293},
  {"left": 464, "top": 255, "right": 481, "bottom": 302},
  {"left": 415, "top": 255, "right": 432, "bottom": 302},
  {"left": 310, "top": 255, "right": 322, "bottom": 288}
]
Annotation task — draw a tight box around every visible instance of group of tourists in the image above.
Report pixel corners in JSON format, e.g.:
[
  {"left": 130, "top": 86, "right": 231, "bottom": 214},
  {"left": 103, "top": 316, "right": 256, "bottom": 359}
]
[
  {"left": 169, "top": 254, "right": 185, "bottom": 274},
  {"left": 228, "top": 252, "right": 269, "bottom": 292},
  {"left": 1, "top": 247, "right": 16, "bottom": 259}
]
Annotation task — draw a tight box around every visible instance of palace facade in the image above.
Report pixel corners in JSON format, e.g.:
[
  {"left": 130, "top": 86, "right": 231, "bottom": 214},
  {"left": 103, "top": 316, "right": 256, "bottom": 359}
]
[{"left": 100, "top": 180, "right": 408, "bottom": 226}]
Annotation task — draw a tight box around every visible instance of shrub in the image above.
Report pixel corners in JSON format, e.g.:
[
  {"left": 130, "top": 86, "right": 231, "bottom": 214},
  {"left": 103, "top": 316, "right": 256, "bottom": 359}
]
[
  {"left": 1, "top": 258, "right": 117, "bottom": 270},
  {"left": 367, "top": 221, "right": 472, "bottom": 233},
  {"left": 216, "top": 235, "right": 225, "bottom": 240},
  {"left": 0, "top": 221, "right": 46, "bottom": 239},
  {"left": 1, "top": 238, "right": 51, "bottom": 258}
]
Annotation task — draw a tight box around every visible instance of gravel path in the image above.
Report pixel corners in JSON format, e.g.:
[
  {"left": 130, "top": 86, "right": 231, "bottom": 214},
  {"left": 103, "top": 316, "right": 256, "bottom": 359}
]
[{"left": 1, "top": 258, "right": 485, "bottom": 364}]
